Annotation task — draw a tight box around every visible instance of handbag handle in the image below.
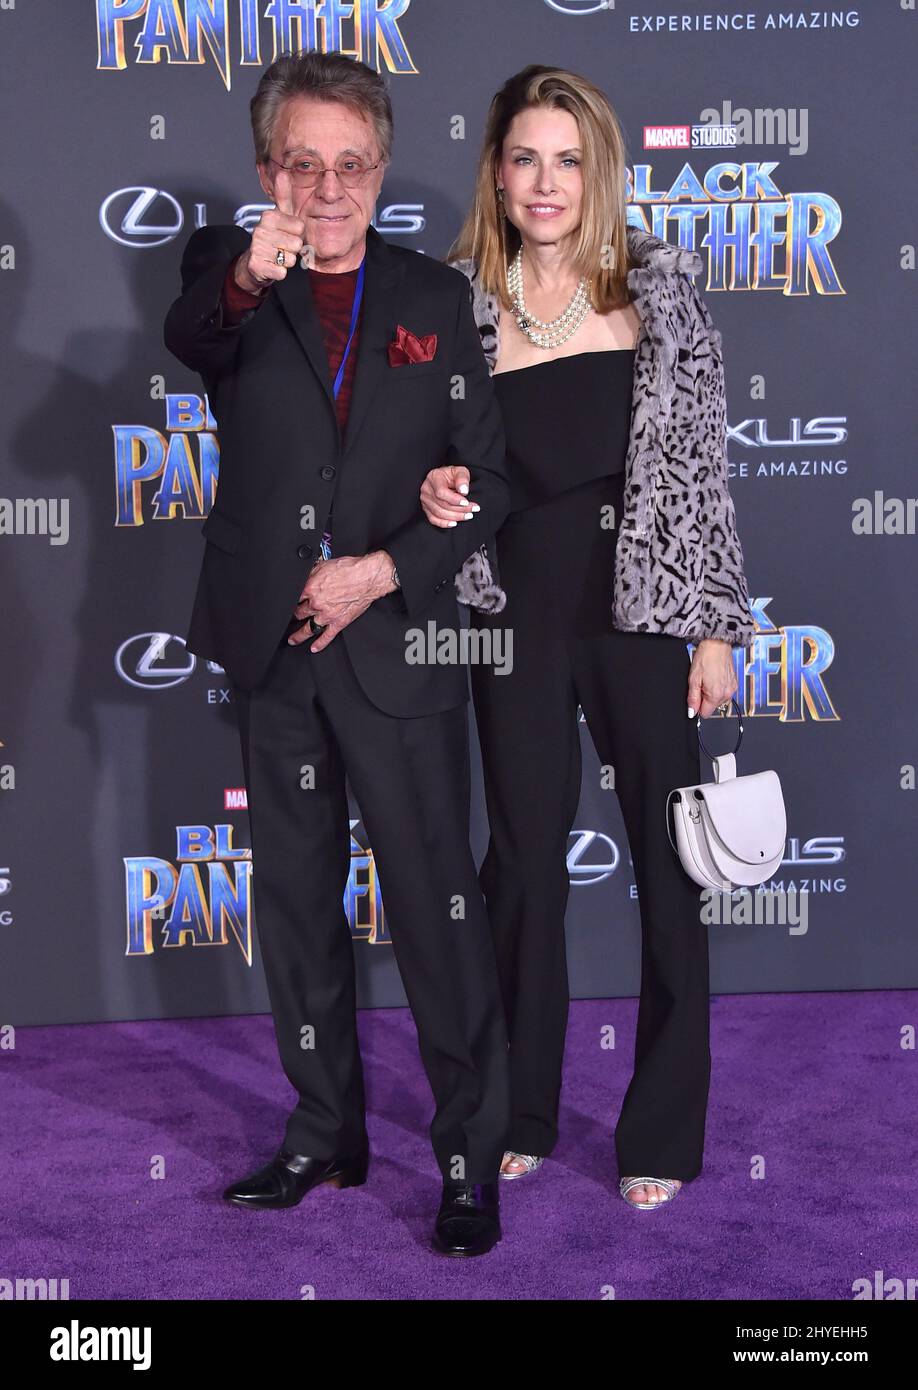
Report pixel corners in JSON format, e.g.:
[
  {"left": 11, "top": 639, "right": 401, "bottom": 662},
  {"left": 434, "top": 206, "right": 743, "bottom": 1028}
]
[
  {"left": 666, "top": 696, "right": 747, "bottom": 858},
  {"left": 696, "top": 696, "right": 744, "bottom": 760}
]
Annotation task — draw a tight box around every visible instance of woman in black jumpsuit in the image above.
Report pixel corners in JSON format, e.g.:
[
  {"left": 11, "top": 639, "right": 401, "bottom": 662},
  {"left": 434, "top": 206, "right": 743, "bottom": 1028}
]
[{"left": 421, "top": 65, "right": 749, "bottom": 1209}]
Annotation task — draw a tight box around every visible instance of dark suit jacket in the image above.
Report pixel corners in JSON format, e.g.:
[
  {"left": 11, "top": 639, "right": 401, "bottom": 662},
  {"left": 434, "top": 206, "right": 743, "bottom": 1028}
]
[{"left": 163, "top": 222, "right": 509, "bottom": 715}]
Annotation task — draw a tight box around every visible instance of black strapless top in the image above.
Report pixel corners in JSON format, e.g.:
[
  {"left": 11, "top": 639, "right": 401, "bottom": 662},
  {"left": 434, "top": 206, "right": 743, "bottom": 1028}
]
[{"left": 492, "top": 350, "right": 635, "bottom": 513}]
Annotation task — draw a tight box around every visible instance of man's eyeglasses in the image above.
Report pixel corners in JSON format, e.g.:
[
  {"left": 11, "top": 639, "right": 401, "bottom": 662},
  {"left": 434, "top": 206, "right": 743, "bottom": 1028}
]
[{"left": 267, "top": 156, "right": 384, "bottom": 189}]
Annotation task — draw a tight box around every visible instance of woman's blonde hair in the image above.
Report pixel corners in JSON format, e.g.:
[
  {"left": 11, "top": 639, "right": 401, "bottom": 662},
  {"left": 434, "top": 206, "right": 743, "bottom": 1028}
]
[{"left": 448, "top": 65, "right": 633, "bottom": 313}]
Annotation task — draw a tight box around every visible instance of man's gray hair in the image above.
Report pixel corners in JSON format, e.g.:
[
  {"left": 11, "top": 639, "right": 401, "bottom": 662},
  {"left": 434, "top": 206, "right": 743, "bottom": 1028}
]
[{"left": 250, "top": 50, "right": 393, "bottom": 166}]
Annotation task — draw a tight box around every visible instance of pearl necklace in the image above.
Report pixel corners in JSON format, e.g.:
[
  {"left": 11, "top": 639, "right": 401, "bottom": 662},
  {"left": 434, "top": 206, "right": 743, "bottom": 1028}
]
[{"left": 507, "top": 247, "right": 592, "bottom": 349}]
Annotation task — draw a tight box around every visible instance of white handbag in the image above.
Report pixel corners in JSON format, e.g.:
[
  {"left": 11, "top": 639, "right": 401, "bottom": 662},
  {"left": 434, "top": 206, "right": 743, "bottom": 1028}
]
[{"left": 666, "top": 699, "right": 787, "bottom": 892}]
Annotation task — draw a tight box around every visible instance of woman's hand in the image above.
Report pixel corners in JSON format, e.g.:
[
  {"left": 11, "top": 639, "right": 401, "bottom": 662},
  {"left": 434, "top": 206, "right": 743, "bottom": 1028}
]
[
  {"left": 420, "top": 464, "right": 480, "bottom": 528},
  {"left": 687, "top": 639, "right": 738, "bottom": 719}
]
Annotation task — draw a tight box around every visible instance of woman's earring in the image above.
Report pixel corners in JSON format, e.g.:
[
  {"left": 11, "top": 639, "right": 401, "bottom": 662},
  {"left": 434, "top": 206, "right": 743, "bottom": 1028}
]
[{"left": 496, "top": 186, "right": 506, "bottom": 218}]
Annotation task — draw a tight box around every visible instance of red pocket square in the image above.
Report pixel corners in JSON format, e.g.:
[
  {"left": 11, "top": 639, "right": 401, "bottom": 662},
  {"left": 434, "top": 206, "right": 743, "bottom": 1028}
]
[{"left": 388, "top": 323, "right": 438, "bottom": 366}]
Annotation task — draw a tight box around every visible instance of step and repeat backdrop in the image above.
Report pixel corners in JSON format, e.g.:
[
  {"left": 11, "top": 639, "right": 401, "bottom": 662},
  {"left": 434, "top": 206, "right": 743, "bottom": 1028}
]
[{"left": 1, "top": 1, "right": 915, "bottom": 1025}]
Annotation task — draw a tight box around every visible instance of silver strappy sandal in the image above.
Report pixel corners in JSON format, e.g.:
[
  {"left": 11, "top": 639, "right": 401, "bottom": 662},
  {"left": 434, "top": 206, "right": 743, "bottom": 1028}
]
[
  {"left": 619, "top": 1176, "right": 681, "bottom": 1209},
  {"left": 499, "top": 1151, "right": 544, "bottom": 1181}
]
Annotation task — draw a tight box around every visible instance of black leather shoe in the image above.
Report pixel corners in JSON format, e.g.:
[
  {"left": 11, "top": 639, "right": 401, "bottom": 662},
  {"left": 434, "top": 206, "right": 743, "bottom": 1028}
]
[
  {"left": 432, "top": 1180, "right": 501, "bottom": 1257},
  {"left": 222, "top": 1148, "right": 369, "bottom": 1209}
]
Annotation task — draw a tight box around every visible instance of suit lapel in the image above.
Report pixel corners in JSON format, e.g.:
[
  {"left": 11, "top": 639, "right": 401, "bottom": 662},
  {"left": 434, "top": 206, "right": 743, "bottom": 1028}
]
[
  {"left": 272, "top": 254, "right": 337, "bottom": 424},
  {"left": 343, "top": 225, "right": 405, "bottom": 455},
  {"left": 271, "top": 223, "right": 405, "bottom": 450}
]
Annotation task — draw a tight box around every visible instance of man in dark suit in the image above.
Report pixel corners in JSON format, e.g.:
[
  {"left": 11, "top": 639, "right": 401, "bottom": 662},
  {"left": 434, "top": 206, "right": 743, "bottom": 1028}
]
[{"left": 163, "top": 51, "right": 510, "bottom": 1257}]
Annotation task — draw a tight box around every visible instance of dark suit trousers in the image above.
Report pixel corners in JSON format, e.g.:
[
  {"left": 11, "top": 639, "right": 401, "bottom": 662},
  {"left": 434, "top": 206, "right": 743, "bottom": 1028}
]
[
  {"left": 233, "top": 625, "right": 510, "bottom": 1184},
  {"left": 470, "top": 473, "right": 710, "bottom": 1180}
]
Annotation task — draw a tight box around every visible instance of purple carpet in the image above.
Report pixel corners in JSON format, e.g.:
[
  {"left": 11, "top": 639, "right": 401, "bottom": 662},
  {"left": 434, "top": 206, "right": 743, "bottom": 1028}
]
[{"left": 2, "top": 992, "right": 915, "bottom": 1301}]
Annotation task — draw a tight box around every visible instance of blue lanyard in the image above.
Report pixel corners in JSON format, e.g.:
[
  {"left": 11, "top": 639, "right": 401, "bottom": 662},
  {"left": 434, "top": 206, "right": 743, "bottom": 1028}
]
[{"left": 332, "top": 256, "right": 366, "bottom": 400}]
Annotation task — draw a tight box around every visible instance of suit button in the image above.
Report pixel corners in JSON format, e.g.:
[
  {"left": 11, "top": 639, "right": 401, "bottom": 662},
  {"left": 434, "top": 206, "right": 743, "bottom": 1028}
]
[
  {"left": 435, "top": 579, "right": 447, "bottom": 592},
  {"left": 319, "top": 465, "right": 336, "bottom": 480},
  {"left": 297, "top": 543, "right": 313, "bottom": 559}
]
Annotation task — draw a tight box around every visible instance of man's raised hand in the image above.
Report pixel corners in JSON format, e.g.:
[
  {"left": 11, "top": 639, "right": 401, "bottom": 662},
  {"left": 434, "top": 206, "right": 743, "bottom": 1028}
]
[{"left": 234, "top": 167, "right": 309, "bottom": 294}]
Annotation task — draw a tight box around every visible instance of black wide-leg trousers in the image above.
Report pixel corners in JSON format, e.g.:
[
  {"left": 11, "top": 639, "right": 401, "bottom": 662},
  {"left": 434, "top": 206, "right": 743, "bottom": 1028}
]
[
  {"left": 471, "top": 473, "right": 710, "bottom": 1181},
  {"left": 232, "top": 629, "right": 510, "bottom": 1185}
]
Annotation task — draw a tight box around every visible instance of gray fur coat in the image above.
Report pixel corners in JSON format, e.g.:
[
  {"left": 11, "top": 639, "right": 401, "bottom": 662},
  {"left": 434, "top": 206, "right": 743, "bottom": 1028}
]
[{"left": 447, "top": 224, "right": 756, "bottom": 649}]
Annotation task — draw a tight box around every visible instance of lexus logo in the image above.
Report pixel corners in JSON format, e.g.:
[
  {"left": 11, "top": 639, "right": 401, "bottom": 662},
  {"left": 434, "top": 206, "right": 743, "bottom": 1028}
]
[
  {"left": 567, "top": 830, "right": 621, "bottom": 885},
  {"left": 115, "top": 633, "right": 197, "bottom": 689},
  {"left": 100, "top": 187, "right": 184, "bottom": 247},
  {"left": 101, "top": 193, "right": 426, "bottom": 248}
]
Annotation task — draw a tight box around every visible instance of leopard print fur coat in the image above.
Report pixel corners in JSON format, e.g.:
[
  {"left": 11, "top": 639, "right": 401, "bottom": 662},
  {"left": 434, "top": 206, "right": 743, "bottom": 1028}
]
[{"left": 447, "top": 224, "right": 756, "bottom": 649}]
